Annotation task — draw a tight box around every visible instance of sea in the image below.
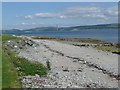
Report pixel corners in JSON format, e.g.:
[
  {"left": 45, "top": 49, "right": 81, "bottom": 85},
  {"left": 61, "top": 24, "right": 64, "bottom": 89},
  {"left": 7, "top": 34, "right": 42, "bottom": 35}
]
[{"left": 2, "top": 29, "right": 118, "bottom": 43}]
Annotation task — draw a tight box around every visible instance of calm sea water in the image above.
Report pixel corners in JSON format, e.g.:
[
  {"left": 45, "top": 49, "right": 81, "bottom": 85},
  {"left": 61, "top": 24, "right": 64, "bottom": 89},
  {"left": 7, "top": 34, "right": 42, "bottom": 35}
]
[{"left": 3, "top": 29, "right": 118, "bottom": 43}]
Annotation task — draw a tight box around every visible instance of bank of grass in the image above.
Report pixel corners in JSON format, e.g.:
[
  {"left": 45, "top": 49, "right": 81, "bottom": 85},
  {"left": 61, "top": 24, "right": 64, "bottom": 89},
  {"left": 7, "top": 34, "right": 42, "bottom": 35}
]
[
  {"left": 2, "top": 51, "right": 21, "bottom": 88},
  {"left": 2, "top": 34, "right": 21, "bottom": 88},
  {"left": 0, "top": 35, "right": 2, "bottom": 89},
  {"left": 94, "top": 46, "right": 120, "bottom": 54},
  {"left": 95, "top": 46, "right": 117, "bottom": 52},
  {"left": 6, "top": 49, "right": 48, "bottom": 76},
  {"left": 2, "top": 34, "right": 21, "bottom": 42},
  {"left": 2, "top": 34, "right": 48, "bottom": 88}
]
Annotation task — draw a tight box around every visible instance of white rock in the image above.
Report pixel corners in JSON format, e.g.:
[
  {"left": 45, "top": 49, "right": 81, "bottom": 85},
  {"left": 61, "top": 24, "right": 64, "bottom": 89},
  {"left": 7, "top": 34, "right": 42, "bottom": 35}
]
[{"left": 14, "top": 45, "right": 18, "bottom": 48}]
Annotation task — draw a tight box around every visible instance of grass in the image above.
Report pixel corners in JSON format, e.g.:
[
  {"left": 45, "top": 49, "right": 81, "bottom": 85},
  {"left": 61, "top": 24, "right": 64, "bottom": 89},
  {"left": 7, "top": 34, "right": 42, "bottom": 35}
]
[
  {"left": 95, "top": 46, "right": 119, "bottom": 54},
  {"left": 2, "top": 34, "right": 48, "bottom": 88},
  {"left": 2, "top": 34, "right": 21, "bottom": 88},
  {"left": 2, "top": 51, "right": 21, "bottom": 88},
  {"left": 2, "top": 34, "right": 21, "bottom": 42},
  {"left": 95, "top": 46, "right": 118, "bottom": 52},
  {"left": 0, "top": 35, "right": 2, "bottom": 89},
  {"left": 6, "top": 49, "right": 48, "bottom": 76}
]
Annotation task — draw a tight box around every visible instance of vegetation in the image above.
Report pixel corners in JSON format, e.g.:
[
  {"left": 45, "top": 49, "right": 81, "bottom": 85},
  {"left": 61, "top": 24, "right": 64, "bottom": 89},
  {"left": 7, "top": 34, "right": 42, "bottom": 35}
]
[
  {"left": 94, "top": 46, "right": 120, "bottom": 54},
  {"left": 2, "top": 34, "right": 21, "bottom": 88},
  {"left": 2, "top": 34, "right": 21, "bottom": 42},
  {"left": 46, "top": 60, "right": 51, "bottom": 70},
  {"left": 2, "top": 51, "right": 21, "bottom": 88},
  {"left": 2, "top": 34, "right": 48, "bottom": 88},
  {"left": 5, "top": 49, "right": 48, "bottom": 76},
  {"left": 0, "top": 35, "right": 2, "bottom": 89}
]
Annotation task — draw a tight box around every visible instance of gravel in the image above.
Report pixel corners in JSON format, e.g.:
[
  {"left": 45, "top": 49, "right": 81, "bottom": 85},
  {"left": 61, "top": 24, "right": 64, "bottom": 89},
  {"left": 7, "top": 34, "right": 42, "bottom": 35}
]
[{"left": 18, "top": 37, "right": 119, "bottom": 88}]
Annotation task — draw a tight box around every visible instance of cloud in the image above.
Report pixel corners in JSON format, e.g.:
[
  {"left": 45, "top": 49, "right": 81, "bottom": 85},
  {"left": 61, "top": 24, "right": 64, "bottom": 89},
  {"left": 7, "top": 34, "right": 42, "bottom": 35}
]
[
  {"left": 16, "top": 22, "right": 45, "bottom": 27},
  {"left": 24, "top": 15, "right": 33, "bottom": 19},
  {"left": 16, "top": 5, "right": 117, "bottom": 22},
  {"left": 34, "top": 13, "right": 57, "bottom": 18},
  {"left": 21, "top": 22, "right": 29, "bottom": 26},
  {"left": 16, "top": 15, "right": 20, "bottom": 18},
  {"left": 65, "top": 6, "right": 101, "bottom": 13},
  {"left": 105, "top": 6, "right": 118, "bottom": 17},
  {"left": 64, "top": 6, "right": 107, "bottom": 20}
]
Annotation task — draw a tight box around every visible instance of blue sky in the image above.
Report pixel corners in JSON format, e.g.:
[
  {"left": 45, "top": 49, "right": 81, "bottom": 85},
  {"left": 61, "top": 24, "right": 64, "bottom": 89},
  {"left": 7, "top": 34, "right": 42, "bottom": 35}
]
[{"left": 2, "top": 2, "right": 118, "bottom": 30}]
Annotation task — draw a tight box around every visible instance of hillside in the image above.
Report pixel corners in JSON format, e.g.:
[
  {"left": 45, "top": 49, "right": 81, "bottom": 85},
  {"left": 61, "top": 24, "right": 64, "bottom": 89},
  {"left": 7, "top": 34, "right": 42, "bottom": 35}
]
[{"left": 2, "top": 23, "right": 118, "bottom": 34}]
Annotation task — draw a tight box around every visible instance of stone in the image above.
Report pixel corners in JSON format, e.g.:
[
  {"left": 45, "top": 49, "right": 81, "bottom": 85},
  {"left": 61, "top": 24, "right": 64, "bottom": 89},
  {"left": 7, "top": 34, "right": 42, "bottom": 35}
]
[
  {"left": 14, "top": 45, "right": 18, "bottom": 48},
  {"left": 35, "top": 74, "right": 39, "bottom": 77}
]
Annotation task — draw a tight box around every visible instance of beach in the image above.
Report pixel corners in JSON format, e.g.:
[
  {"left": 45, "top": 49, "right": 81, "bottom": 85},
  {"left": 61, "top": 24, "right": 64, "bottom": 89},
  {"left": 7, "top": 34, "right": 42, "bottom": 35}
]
[{"left": 15, "top": 36, "right": 119, "bottom": 88}]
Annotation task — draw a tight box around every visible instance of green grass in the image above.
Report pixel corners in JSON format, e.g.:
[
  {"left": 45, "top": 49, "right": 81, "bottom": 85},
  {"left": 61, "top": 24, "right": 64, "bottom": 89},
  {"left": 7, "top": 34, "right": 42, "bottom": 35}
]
[
  {"left": 2, "top": 51, "right": 21, "bottom": 88},
  {"left": 2, "top": 34, "right": 21, "bottom": 42},
  {"left": 1, "top": 34, "right": 21, "bottom": 88},
  {"left": 94, "top": 46, "right": 119, "bottom": 53},
  {"left": 2, "top": 34, "right": 48, "bottom": 88},
  {"left": 6, "top": 48, "right": 47, "bottom": 76},
  {"left": 0, "top": 35, "right": 2, "bottom": 89}
]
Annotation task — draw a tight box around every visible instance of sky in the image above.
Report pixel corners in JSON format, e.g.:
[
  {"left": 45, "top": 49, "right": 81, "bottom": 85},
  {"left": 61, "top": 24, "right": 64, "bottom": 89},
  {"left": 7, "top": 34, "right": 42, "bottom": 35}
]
[{"left": 2, "top": 2, "right": 118, "bottom": 30}]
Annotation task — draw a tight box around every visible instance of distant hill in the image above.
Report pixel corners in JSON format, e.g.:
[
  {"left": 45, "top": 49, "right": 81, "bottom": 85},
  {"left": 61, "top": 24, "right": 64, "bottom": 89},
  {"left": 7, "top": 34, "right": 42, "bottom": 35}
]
[
  {"left": 60, "top": 23, "right": 118, "bottom": 31},
  {"left": 2, "top": 23, "right": 118, "bottom": 34}
]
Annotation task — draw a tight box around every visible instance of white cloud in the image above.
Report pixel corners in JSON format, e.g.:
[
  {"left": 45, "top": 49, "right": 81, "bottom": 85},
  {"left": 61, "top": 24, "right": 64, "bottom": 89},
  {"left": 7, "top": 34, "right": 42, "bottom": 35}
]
[
  {"left": 34, "top": 13, "right": 59, "bottom": 18},
  {"left": 59, "top": 15, "right": 67, "bottom": 19},
  {"left": 16, "top": 6, "right": 107, "bottom": 19},
  {"left": 16, "top": 5, "right": 117, "bottom": 22},
  {"left": 66, "top": 6, "right": 101, "bottom": 13},
  {"left": 64, "top": 6, "right": 107, "bottom": 19},
  {"left": 17, "top": 22, "right": 42, "bottom": 26},
  {"left": 24, "top": 15, "right": 33, "bottom": 19},
  {"left": 21, "top": 22, "right": 29, "bottom": 26},
  {"left": 105, "top": 6, "right": 118, "bottom": 17}
]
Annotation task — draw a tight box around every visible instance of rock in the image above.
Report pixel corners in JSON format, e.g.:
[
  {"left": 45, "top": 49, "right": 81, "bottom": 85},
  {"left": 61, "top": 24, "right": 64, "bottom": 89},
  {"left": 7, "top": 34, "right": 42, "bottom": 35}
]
[
  {"left": 35, "top": 74, "right": 39, "bottom": 77},
  {"left": 14, "top": 45, "right": 18, "bottom": 48},
  {"left": 73, "top": 60, "right": 78, "bottom": 62},
  {"left": 8, "top": 40, "right": 11, "bottom": 43},
  {"left": 63, "top": 67, "right": 69, "bottom": 72},
  {"left": 77, "top": 68, "right": 83, "bottom": 72}
]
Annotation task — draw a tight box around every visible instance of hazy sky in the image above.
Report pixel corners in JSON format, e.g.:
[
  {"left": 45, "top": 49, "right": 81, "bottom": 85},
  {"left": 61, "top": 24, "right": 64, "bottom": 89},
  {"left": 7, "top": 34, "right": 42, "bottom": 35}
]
[{"left": 2, "top": 2, "right": 118, "bottom": 30}]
